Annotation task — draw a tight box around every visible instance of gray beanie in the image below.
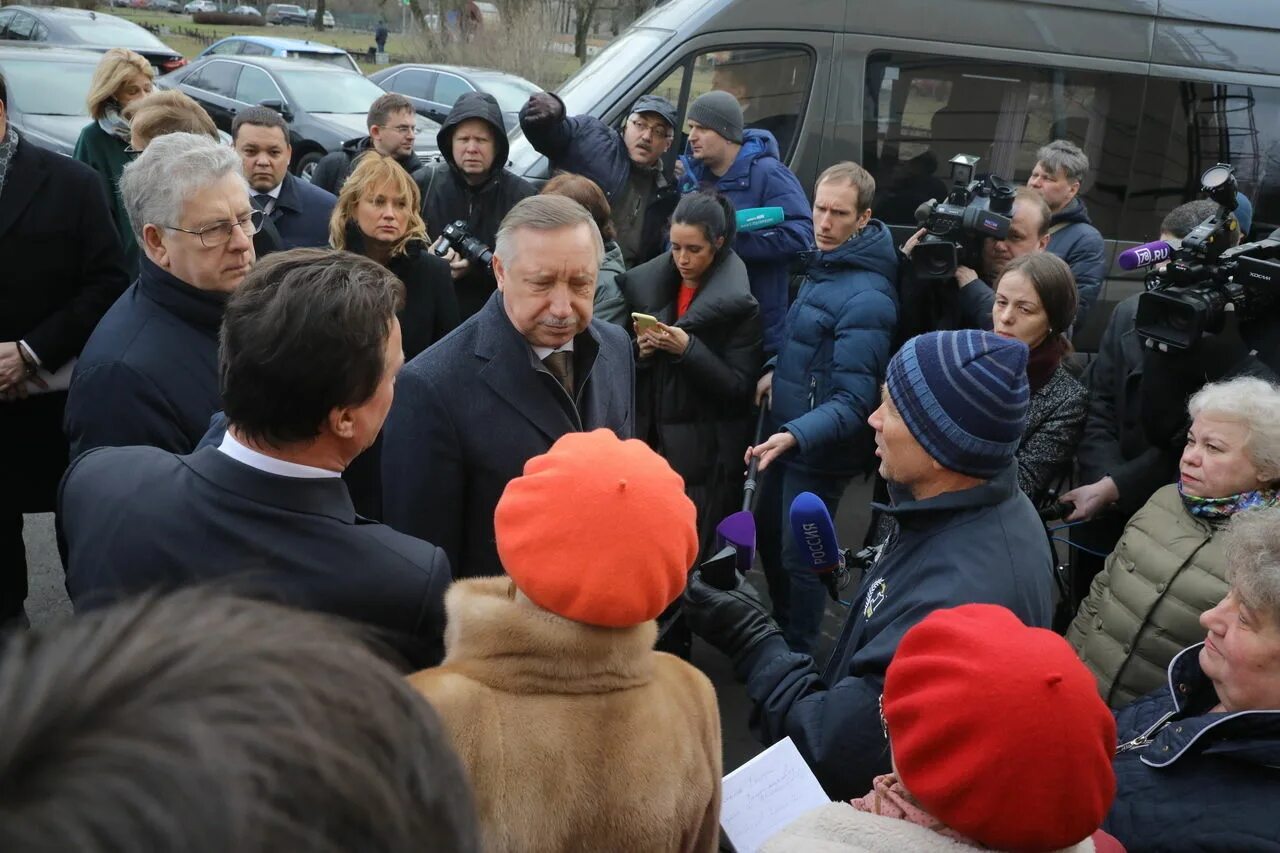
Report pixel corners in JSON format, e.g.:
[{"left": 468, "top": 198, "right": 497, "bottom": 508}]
[{"left": 687, "top": 90, "right": 744, "bottom": 145}]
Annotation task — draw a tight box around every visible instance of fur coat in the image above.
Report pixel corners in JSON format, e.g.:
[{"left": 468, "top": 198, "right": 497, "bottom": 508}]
[{"left": 406, "top": 578, "right": 722, "bottom": 852}]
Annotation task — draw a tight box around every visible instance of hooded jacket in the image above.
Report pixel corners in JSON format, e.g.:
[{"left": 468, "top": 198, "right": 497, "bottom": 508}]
[
  {"left": 769, "top": 221, "right": 898, "bottom": 476},
  {"left": 1105, "top": 643, "right": 1280, "bottom": 851},
  {"left": 618, "top": 250, "right": 762, "bottom": 553},
  {"left": 309, "top": 135, "right": 426, "bottom": 197},
  {"left": 419, "top": 91, "right": 535, "bottom": 320},
  {"left": 678, "top": 129, "right": 814, "bottom": 355},
  {"left": 594, "top": 240, "right": 629, "bottom": 325},
  {"left": 407, "top": 577, "right": 722, "bottom": 853},
  {"left": 738, "top": 466, "right": 1055, "bottom": 801},
  {"left": 1047, "top": 198, "right": 1106, "bottom": 325}
]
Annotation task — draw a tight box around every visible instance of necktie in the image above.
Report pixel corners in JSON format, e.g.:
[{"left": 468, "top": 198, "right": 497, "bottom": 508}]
[
  {"left": 252, "top": 193, "right": 273, "bottom": 215},
  {"left": 543, "top": 350, "right": 574, "bottom": 397}
]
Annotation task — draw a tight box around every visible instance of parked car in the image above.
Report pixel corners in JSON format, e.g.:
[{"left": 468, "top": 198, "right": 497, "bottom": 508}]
[
  {"left": 369, "top": 64, "right": 538, "bottom": 130},
  {"left": 230, "top": 5, "right": 263, "bottom": 16},
  {"left": 198, "top": 35, "right": 359, "bottom": 73},
  {"left": 158, "top": 55, "right": 439, "bottom": 179},
  {"left": 0, "top": 6, "right": 186, "bottom": 73},
  {"left": 305, "top": 8, "right": 335, "bottom": 29},
  {"left": 146, "top": 0, "right": 180, "bottom": 12},
  {"left": 265, "top": 3, "right": 306, "bottom": 25},
  {"left": 184, "top": 0, "right": 217, "bottom": 12},
  {"left": 109, "top": 0, "right": 132, "bottom": 7},
  {"left": 0, "top": 44, "right": 101, "bottom": 156}
]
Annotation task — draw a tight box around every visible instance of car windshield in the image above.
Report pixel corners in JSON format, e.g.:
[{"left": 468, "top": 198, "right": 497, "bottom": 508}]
[
  {"left": 275, "top": 4, "right": 303, "bottom": 11},
  {"left": 556, "top": 26, "right": 672, "bottom": 115},
  {"left": 277, "top": 68, "right": 387, "bottom": 113},
  {"left": 475, "top": 76, "right": 539, "bottom": 116},
  {"left": 286, "top": 50, "right": 355, "bottom": 72},
  {"left": 0, "top": 58, "right": 94, "bottom": 115},
  {"left": 62, "top": 16, "right": 172, "bottom": 50}
]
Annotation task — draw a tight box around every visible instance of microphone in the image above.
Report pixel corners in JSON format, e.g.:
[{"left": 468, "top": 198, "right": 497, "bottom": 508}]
[
  {"left": 788, "top": 491, "right": 846, "bottom": 602},
  {"left": 736, "top": 207, "right": 785, "bottom": 232},
  {"left": 1117, "top": 240, "right": 1176, "bottom": 271}
]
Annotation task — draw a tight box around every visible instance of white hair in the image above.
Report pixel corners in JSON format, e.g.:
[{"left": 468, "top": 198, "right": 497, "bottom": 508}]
[
  {"left": 120, "top": 132, "right": 245, "bottom": 246},
  {"left": 493, "top": 194, "right": 604, "bottom": 267},
  {"left": 1225, "top": 507, "right": 1280, "bottom": 627},
  {"left": 1188, "top": 376, "right": 1280, "bottom": 481}
]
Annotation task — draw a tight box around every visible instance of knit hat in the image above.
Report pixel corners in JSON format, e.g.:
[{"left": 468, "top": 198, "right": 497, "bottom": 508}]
[
  {"left": 883, "top": 604, "right": 1117, "bottom": 852},
  {"left": 885, "top": 330, "right": 1030, "bottom": 479},
  {"left": 494, "top": 429, "right": 698, "bottom": 628},
  {"left": 687, "top": 90, "right": 744, "bottom": 144}
]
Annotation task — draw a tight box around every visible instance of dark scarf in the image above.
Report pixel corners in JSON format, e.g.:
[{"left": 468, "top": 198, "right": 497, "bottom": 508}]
[{"left": 1027, "top": 335, "right": 1068, "bottom": 393}]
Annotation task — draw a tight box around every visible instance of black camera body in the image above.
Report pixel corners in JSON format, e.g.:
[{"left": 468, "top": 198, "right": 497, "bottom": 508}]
[
  {"left": 433, "top": 221, "right": 494, "bottom": 269},
  {"left": 1137, "top": 164, "right": 1280, "bottom": 350},
  {"left": 912, "top": 154, "right": 1016, "bottom": 281}
]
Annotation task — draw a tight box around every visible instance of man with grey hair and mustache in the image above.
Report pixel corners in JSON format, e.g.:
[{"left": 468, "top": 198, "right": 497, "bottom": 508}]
[
  {"left": 66, "top": 132, "right": 259, "bottom": 459},
  {"left": 382, "top": 194, "right": 635, "bottom": 579}
]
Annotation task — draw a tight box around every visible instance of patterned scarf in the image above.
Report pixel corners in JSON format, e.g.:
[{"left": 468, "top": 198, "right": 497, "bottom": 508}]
[
  {"left": 850, "top": 773, "right": 979, "bottom": 846},
  {"left": 1179, "top": 483, "right": 1280, "bottom": 521},
  {"left": 97, "top": 104, "right": 132, "bottom": 144},
  {"left": 0, "top": 122, "right": 17, "bottom": 198}
]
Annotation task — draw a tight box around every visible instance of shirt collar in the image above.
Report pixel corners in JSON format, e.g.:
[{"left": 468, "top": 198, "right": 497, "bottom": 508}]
[
  {"left": 217, "top": 430, "right": 340, "bottom": 479},
  {"left": 531, "top": 340, "right": 575, "bottom": 360}
]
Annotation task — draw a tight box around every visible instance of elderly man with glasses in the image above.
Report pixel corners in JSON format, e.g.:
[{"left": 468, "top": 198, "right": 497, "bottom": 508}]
[
  {"left": 520, "top": 91, "right": 679, "bottom": 267},
  {"left": 65, "top": 132, "right": 260, "bottom": 460}
]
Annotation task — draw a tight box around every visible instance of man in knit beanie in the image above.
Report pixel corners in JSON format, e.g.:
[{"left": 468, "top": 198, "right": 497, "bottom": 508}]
[
  {"left": 407, "top": 429, "right": 722, "bottom": 853},
  {"left": 685, "top": 329, "right": 1056, "bottom": 801},
  {"left": 678, "top": 88, "right": 813, "bottom": 356}
]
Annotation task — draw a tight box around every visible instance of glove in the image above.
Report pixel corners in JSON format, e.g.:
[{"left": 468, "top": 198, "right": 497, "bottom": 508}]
[
  {"left": 521, "top": 92, "right": 562, "bottom": 124},
  {"left": 683, "top": 569, "right": 782, "bottom": 667}
]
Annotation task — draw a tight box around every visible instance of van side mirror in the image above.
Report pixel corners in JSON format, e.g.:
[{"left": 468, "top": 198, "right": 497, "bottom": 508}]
[{"left": 260, "top": 99, "right": 293, "bottom": 122}]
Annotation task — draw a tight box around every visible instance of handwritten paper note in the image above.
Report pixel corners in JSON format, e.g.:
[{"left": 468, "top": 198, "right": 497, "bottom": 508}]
[{"left": 720, "top": 737, "right": 830, "bottom": 853}]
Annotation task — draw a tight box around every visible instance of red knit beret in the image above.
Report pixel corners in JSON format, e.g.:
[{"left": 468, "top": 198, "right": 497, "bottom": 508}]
[
  {"left": 494, "top": 429, "right": 699, "bottom": 628},
  {"left": 883, "top": 604, "right": 1117, "bottom": 852}
]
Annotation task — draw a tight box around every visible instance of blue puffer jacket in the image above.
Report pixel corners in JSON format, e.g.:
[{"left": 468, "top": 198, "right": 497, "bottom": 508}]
[
  {"left": 769, "top": 220, "right": 898, "bottom": 476},
  {"left": 679, "top": 129, "right": 814, "bottom": 355},
  {"left": 1105, "top": 643, "right": 1280, "bottom": 852}
]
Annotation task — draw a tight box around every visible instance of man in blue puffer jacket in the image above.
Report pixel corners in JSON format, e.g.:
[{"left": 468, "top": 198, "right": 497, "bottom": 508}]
[
  {"left": 746, "top": 162, "right": 897, "bottom": 654},
  {"left": 679, "top": 91, "right": 813, "bottom": 355}
]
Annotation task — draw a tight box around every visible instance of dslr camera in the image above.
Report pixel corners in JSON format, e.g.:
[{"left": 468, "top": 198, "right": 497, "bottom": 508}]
[
  {"left": 1136, "top": 164, "right": 1280, "bottom": 350},
  {"left": 433, "top": 221, "right": 494, "bottom": 269},
  {"left": 911, "top": 154, "right": 1017, "bottom": 281}
]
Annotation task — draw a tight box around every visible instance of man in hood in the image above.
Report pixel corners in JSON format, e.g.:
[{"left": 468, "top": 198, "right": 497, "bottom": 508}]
[
  {"left": 1027, "top": 139, "right": 1107, "bottom": 327},
  {"left": 419, "top": 91, "right": 535, "bottom": 320},
  {"left": 679, "top": 90, "right": 814, "bottom": 355},
  {"left": 310, "top": 93, "right": 423, "bottom": 196}
]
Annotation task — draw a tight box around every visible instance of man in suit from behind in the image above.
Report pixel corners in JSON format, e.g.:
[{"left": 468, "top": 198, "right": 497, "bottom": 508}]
[
  {"left": 382, "top": 194, "right": 635, "bottom": 579},
  {"left": 60, "top": 248, "right": 452, "bottom": 668},
  {"left": 232, "top": 106, "right": 336, "bottom": 257}
]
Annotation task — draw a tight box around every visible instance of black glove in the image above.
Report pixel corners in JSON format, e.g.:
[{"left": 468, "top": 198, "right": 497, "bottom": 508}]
[
  {"left": 521, "top": 92, "right": 562, "bottom": 124},
  {"left": 683, "top": 570, "right": 782, "bottom": 668}
]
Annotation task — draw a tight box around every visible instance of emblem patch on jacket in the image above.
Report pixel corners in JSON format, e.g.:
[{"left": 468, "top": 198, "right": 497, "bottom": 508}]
[{"left": 863, "top": 578, "right": 887, "bottom": 618}]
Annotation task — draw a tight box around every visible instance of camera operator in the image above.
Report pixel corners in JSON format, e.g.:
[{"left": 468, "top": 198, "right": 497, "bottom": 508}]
[{"left": 418, "top": 92, "right": 534, "bottom": 321}]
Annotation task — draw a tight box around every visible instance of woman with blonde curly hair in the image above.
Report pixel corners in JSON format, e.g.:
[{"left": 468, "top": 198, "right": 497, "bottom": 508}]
[{"left": 73, "top": 48, "right": 155, "bottom": 274}]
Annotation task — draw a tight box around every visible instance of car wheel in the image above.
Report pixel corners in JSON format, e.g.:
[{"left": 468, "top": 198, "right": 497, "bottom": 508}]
[{"left": 294, "top": 150, "right": 324, "bottom": 182}]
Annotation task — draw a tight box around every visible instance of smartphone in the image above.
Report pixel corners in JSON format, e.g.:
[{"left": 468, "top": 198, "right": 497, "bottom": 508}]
[{"left": 631, "top": 312, "right": 660, "bottom": 332}]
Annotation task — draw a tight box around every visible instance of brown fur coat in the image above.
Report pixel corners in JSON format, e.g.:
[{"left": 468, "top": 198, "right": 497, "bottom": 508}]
[{"left": 407, "top": 578, "right": 723, "bottom": 852}]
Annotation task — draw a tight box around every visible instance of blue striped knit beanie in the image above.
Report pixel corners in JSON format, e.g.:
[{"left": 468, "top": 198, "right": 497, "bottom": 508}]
[{"left": 886, "top": 331, "right": 1030, "bottom": 479}]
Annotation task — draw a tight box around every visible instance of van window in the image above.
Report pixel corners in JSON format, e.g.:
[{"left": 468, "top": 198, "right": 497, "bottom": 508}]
[
  {"left": 1124, "top": 79, "right": 1280, "bottom": 241},
  {"left": 862, "top": 52, "right": 1141, "bottom": 242},
  {"left": 646, "top": 46, "right": 813, "bottom": 161}
]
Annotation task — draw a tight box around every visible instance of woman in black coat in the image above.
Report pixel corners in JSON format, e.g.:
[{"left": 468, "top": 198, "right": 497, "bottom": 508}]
[
  {"left": 618, "top": 192, "right": 763, "bottom": 557},
  {"left": 329, "top": 154, "right": 460, "bottom": 518}
]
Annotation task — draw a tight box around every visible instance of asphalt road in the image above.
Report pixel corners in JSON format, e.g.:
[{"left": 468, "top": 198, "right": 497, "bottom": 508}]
[{"left": 21, "top": 475, "right": 875, "bottom": 773}]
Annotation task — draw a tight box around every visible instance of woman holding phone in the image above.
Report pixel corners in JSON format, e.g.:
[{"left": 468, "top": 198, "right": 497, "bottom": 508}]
[{"left": 617, "top": 192, "right": 763, "bottom": 560}]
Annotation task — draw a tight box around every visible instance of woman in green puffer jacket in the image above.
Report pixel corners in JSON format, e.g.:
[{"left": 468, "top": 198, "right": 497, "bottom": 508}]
[
  {"left": 73, "top": 48, "right": 155, "bottom": 276},
  {"left": 1068, "top": 375, "right": 1280, "bottom": 708}
]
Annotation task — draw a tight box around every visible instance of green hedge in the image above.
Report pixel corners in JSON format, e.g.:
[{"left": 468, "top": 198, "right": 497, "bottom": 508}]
[{"left": 192, "top": 11, "right": 265, "bottom": 26}]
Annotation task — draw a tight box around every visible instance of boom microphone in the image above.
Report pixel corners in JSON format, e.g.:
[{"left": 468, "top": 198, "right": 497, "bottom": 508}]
[
  {"left": 736, "top": 207, "right": 785, "bottom": 232},
  {"left": 788, "top": 491, "right": 846, "bottom": 602},
  {"left": 1117, "top": 240, "right": 1177, "bottom": 271}
]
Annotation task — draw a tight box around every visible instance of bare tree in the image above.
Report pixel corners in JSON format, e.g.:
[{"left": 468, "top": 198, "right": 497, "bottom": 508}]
[
  {"left": 313, "top": 0, "right": 326, "bottom": 30},
  {"left": 573, "top": 0, "right": 600, "bottom": 63}
]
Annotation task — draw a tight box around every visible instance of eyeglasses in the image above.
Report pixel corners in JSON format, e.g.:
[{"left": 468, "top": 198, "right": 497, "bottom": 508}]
[
  {"left": 382, "top": 123, "right": 417, "bottom": 136},
  {"left": 165, "top": 209, "right": 264, "bottom": 248},
  {"left": 628, "top": 117, "right": 672, "bottom": 139}
]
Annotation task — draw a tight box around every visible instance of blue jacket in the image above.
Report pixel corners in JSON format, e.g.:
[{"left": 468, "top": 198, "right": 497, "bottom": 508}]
[
  {"left": 737, "top": 466, "right": 1055, "bottom": 800},
  {"left": 1047, "top": 197, "right": 1106, "bottom": 326},
  {"left": 770, "top": 221, "right": 898, "bottom": 475},
  {"left": 1106, "top": 644, "right": 1280, "bottom": 852},
  {"left": 679, "top": 129, "right": 814, "bottom": 355},
  {"left": 265, "top": 172, "right": 336, "bottom": 252},
  {"left": 65, "top": 259, "right": 226, "bottom": 460}
]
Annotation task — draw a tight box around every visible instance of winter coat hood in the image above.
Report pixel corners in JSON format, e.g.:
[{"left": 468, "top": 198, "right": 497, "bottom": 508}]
[
  {"left": 682, "top": 127, "right": 781, "bottom": 188},
  {"left": 804, "top": 219, "right": 900, "bottom": 283},
  {"left": 437, "top": 91, "right": 509, "bottom": 182},
  {"left": 1050, "top": 196, "right": 1094, "bottom": 228}
]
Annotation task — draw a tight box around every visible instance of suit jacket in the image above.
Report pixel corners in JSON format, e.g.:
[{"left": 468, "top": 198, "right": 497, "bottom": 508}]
[
  {"left": 382, "top": 291, "right": 635, "bottom": 578},
  {"left": 258, "top": 172, "right": 337, "bottom": 254},
  {"left": 59, "top": 445, "right": 451, "bottom": 668}
]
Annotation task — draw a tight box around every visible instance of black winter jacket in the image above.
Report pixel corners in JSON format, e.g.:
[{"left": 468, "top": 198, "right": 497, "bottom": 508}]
[
  {"left": 418, "top": 91, "right": 535, "bottom": 320},
  {"left": 520, "top": 92, "right": 678, "bottom": 267},
  {"left": 618, "top": 250, "right": 762, "bottom": 554},
  {"left": 310, "top": 135, "right": 426, "bottom": 197},
  {"left": 1105, "top": 643, "right": 1280, "bottom": 852}
]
